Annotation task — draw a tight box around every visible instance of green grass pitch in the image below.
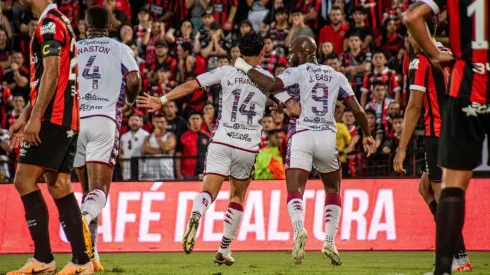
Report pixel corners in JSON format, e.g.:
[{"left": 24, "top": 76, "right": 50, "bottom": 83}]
[{"left": 1, "top": 252, "right": 489, "bottom": 275}]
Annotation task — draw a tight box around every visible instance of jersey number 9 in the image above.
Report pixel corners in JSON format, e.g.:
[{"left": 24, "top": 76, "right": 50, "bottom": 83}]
[{"left": 311, "top": 83, "right": 329, "bottom": 116}]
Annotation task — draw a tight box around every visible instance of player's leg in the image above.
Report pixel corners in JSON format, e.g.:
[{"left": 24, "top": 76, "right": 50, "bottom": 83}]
[
  {"left": 7, "top": 164, "right": 57, "bottom": 275},
  {"left": 183, "top": 143, "right": 229, "bottom": 253},
  {"left": 315, "top": 130, "right": 343, "bottom": 266},
  {"left": 285, "top": 131, "right": 312, "bottom": 264},
  {"left": 215, "top": 149, "right": 255, "bottom": 265},
  {"left": 435, "top": 98, "right": 484, "bottom": 275}
]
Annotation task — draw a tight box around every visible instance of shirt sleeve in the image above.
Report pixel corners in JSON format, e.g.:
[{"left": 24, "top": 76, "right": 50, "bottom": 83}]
[
  {"left": 39, "top": 17, "right": 66, "bottom": 58},
  {"left": 409, "top": 56, "right": 429, "bottom": 92},
  {"left": 121, "top": 44, "right": 140, "bottom": 75},
  {"left": 361, "top": 74, "right": 370, "bottom": 93},
  {"left": 276, "top": 67, "right": 302, "bottom": 88},
  {"left": 338, "top": 72, "right": 356, "bottom": 102},
  {"left": 273, "top": 90, "right": 292, "bottom": 103},
  {"left": 419, "top": 0, "right": 445, "bottom": 14},
  {"left": 196, "top": 67, "right": 222, "bottom": 88}
]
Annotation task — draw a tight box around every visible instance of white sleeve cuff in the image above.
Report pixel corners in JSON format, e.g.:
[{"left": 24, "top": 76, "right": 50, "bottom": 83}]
[
  {"left": 410, "top": 84, "right": 427, "bottom": 92},
  {"left": 419, "top": 0, "right": 440, "bottom": 14}
]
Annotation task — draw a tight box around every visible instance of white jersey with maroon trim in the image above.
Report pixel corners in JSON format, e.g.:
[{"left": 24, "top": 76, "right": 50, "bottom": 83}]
[
  {"left": 196, "top": 65, "right": 272, "bottom": 152},
  {"left": 275, "top": 63, "right": 355, "bottom": 133},
  {"left": 77, "top": 37, "right": 139, "bottom": 124}
]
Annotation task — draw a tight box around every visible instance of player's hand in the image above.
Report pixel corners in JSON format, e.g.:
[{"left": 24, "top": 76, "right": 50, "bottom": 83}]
[
  {"left": 285, "top": 100, "right": 301, "bottom": 117},
  {"left": 431, "top": 51, "right": 454, "bottom": 72},
  {"left": 363, "top": 136, "right": 375, "bottom": 157},
  {"left": 137, "top": 92, "right": 162, "bottom": 113},
  {"left": 393, "top": 148, "right": 407, "bottom": 174},
  {"left": 24, "top": 117, "right": 42, "bottom": 147},
  {"left": 9, "top": 118, "right": 26, "bottom": 150},
  {"left": 269, "top": 102, "right": 286, "bottom": 113}
]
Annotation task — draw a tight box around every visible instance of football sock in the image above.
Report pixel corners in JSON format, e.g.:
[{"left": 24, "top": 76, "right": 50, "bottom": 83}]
[
  {"left": 90, "top": 215, "right": 100, "bottom": 260},
  {"left": 191, "top": 191, "right": 213, "bottom": 218},
  {"left": 21, "top": 190, "right": 54, "bottom": 263},
  {"left": 324, "top": 193, "right": 341, "bottom": 245},
  {"left": 81, "top": 189, "right": 107, "bottom": 224},
  {"left": 435, "top": 188, "right": 465, "bottom": 275},
  {"left": 218, "top": 202, "right": 243, "bottom": 255},
  {"left": 55, "top": 193, "right": 90, "bottom": 265},
  {"left": 287, "top": 191, "right": 305, "bottom": 239}
]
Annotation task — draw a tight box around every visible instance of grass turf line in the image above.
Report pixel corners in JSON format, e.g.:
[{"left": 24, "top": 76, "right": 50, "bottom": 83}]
[{"left": 0, "top": 252, "right": 489, "bottom": 275}]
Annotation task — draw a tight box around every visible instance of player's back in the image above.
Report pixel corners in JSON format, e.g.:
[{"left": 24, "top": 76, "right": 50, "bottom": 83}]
[
  {"left": 278, "top": 63, "right": 355, "bottom": 133},
  {"left": 77, "top": 37, "right": 139, "bottom": 123},
  {"left": 196, "top": 65, "right": 272, "bottom": 151}
]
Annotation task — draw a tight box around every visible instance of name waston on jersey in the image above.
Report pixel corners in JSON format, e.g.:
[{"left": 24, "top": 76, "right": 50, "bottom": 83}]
[{"left": 77, "top": 45, "right": 111, "bottom": 55}]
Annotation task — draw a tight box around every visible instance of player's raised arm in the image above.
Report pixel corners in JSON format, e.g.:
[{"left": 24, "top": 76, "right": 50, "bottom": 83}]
[{"left": 234, "top": 57, "right": 285, "bottom": 94}]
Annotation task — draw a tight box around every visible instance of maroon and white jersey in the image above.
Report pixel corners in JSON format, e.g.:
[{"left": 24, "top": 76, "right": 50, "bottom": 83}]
[{"left": 196, "top": 65, "right": 273, "bottom": 152}]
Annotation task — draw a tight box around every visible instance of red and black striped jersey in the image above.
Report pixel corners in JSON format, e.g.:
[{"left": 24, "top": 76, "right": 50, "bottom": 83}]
[
  {"left": 295, "top": 0, "right": 322, "bottom": 32},
  {"left": 352, "top": 0, "right": 383, "bottom": 30},
  {"left": 30, "top": 4, "right": 79, "bottom": 131},
  {"left": 211, "top": 0, "right": 238, "bottom": 28},
  {"left": 147, "top": 0, "right": 174, "bottom": 27},
  {"left": 420, "top": 0, "right": 490, "bottom": 104},
  {"left": 260, "top": 53, "right": 288, "bottom": 74},
  {"left": 361, "top": 67, "right": 400, "bottom": 98},
  {"left": 409, "top": 44, "right": 451, "bottom": 137}
]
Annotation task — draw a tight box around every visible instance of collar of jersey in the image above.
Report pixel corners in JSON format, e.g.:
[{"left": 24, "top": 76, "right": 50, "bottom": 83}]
[{"left": 39, "top": 3, "right": 58, "bottom": 21}]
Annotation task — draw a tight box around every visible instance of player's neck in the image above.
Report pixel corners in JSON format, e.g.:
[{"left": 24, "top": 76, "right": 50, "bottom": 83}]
[
  {"left": 33, "top": 1, "right": 51, "bottom": 19},
  {"left": 355, "top": 21, "right": 365, "bottom": 27},
  {"left": 374, "top": 66, "right": 385, "bottom": 73},
  {"left": 243, "top": 56, "right": 261, "bottom": 67}
]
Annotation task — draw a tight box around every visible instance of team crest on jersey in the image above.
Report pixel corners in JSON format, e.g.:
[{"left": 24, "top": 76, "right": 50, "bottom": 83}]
[
  {"left": 409, "top": 58, "right": 419, "bottom": 70},
  {"left": 41, "top": 22, "right": 56, "bottom": 35}
]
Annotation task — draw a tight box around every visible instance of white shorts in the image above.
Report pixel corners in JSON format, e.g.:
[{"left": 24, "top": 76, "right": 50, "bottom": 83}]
[
  {"left": 286, "top": 130, "right": 339, "bottom": 174},
  {"left": 74, "top": 116, "right": 119, "bottom": 169},
  {"left": 204, "top": 142, "right": 257, "bottom": 180}
]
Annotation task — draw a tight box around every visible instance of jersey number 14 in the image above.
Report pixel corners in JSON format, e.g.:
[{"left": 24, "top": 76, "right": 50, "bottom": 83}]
[{"left": 231, "top": 89, "right": 256, "bottom": 126}]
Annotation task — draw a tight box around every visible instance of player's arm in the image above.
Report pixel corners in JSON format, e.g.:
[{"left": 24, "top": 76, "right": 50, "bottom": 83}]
[
  {"left": 398, "top": 90, "right": 423, "bottom": 151},
  {"left": 122, "top": 45, "right": 143, "bottom": 105},
  {"left": 404, "top": 1, "right": 442, "bottom": 60}
]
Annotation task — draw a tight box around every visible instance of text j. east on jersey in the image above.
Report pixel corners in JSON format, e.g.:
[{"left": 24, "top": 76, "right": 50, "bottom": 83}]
[
  {"left": 420, "top": 0, "right": 490, "bottom": 104},
  {"left": 76, "top": 37, "right": 139, "bottom": 125},
  {"left": 30, "top": 4, "right": 79, "bottom": 131},
  {"left": 274, "top": 63, "right": 355, "bottom": 133},
  {"left": 196, "top": 66, "right": 273, "bottom": 152}
]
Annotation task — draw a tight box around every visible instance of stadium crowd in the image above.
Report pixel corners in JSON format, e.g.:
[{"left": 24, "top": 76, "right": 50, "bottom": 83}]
[{"left": 0, "top": 0, "right": 448, "bottom": 182}]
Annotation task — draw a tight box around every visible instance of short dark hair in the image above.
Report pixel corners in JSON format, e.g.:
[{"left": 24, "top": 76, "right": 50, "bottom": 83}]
[
  {"left": 365, "top": 109, "right": 376, "bottom": 117},
  {"left": 331, "top": 5, "right": 343, "bottom": 13},
  {"left": 352, "top": 5, "right": 366, "bottom": 14},
  {"left": 326, "top": 53, "right": 339, "bottom": 60},
  {"left": 262, "top": 113, "right": 273, "bottom": 119},
  {"left": 238, "top": 31, "right": 264, "bottom": 57},
  {"left": 86, "top": 6, "right": 109, "bottom": 30},
  {"left": 188, "top": 110, "right": 202, "bottom": 117},
  {"left": 348, "top": 31, "right": 361, "bottom": 40},
  {"left": 180, "top": 42, "right": 193, "bottom": 53},
  {"left": 391, "top": 113, "right": 404, "bottom": 120},
  {"left": 372, "top": 48, "right": 386, "bottom": 57},
  {"left": 372, "top": 80, "right": 385, "bottom": 89},
  {"left": 268, "top": 129, "right": 282, "bottom": 136},
  {"left": 153, "top": 113, "right": 167, "bottom": 119}
]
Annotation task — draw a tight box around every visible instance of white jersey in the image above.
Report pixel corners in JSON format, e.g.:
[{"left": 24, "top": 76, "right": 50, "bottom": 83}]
[
  {"left": 197, "top": 65, "right": 272, "bottom": 151},
  {"left": 76, "top": 37, "right": 139, "bottom": 123},
  {"left": 275, "top": 63, "right": 355, "bottom": 133}
]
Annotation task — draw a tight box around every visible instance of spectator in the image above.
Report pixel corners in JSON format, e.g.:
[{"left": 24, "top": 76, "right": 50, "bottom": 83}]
[
  {"left": 14, "top": 18, "right": 37, "bottom": 68},
  {"left": 254, "top": 129, "right": 285, "bottom": 180},
  {"left": 376, "top": 18, "right": 404, "bottom": 61},
  {"left": 380, "top": 113, "right": 403, "bottom": 155},
  {"left": 105, "top": 0, "right": 129, "bottom": 37},
  {"left": 295, "top": 0, "right": 322, "bottom": 34},
  {"left": 261, "top": 35, "right": 288, "bottom": 74},
  {"left": 182, "top": 74, "right": 209, "bottom": 118},
  {"left": 360, "top": 49, "right": 400, "bottom": 107},
  {"left": 342, "top": 32, "right": 371, "bottom": 97},
  {"left": 364, "top": 81, "right": 394, "bottom": 125},
  {"left": 230, "top": 43, "right": 241, "bottom": 62},
  {"left": 127, "top": 40, "right": 147, "bottom": 78},
  {"left": 200, "top": 22, "right": 231, "bottom": 70},
  {"left": 260, "top": 114, "right": 276, "bottom": 147},
  {"left": 119, "top": 24, "right": 134, "bottom": 44},
  {"left": 76, "top": 18, "right": 87, "bottom": 40},
  {"left": 0, "top": 128, "right": 11, "bottom": 182},
  {"left": 271, "top": 109, "right": 287, "bottom": 133},
  {"left": 146, "top": 0, "right": 174, "bottom": 27},
  {"left": 387, "top": 101, "right": 401, "bottom": 117},
  {"left": 0, "top": 83, "right": 12, "bottom": 129},
  {"left": 285, "top": 8, "right": 314, "bottom": 47},
  {"left": 197, "top": 8, "right": 215, "bottom": 49},
  {"left": 319, "top": 41, "right": 334, "bottom": 64},
  {"left": 319, "top": 6, "right": 348, "bottom": 55},
  {"left": 202, "top": 102, "right": 216, "bottom": 134},
  {"left": 335, "top": 100, "right": 351, "bottom": 172},
  {"left": 352, "top": 0, "right": 384, "bottom": 31},
  {"left": 142, "top": 114, "right": 176, "bottom": 180},
  {"left": 164, "top": 100, "right": 188, "bottom": 138},
  {"left": 165, "top": 20, "right": 194, "bottom": 49},
  {"left": 239, "top": 19, "right": 253, "bottom": 38},
  {"left": 248, "top": 0, "right": 270, "bottom": 32},
  {"left": 134, "top": 7, "right": 152, "bottom": 52},
  {"left": 0, "top": 29, "right": 11, "bottom": 71},
  {"left": 261, "top": 0, "right": 285, "bottom": 30},
  {"left": 175, "top": 111, "right": 210, "bottom": 180},
  {"left": 149, "top": 67, "right": 175, "bottom": 97},
  {"left": 267, "top": 8, "right": 289, "bottom": 57},
  {"left": 325, "top": 53, "right": 341, "bottom": 72},
  {"left": 345, "top": 6, "right": 374, "bottom": 51},
  {"left": 3, "top": 51, "right": 28, "bottom": 100},
  {"left": 217, "top": 55, "right": 230, "bottom": 67},
  {"left": 57, "top": 0, "right": 80, "bottom": 30},
  {"left": 144, "top": 21, "right": 166, "bottom": 65},
  {"left": 382, "top": 0, "right": 403, "bottom": 28},
  {"left": 187, "top": 0, "right": 208, "bottom": 31},
  {"left": 150, "top": 39, "right": 177, "bottom": 76},
  {"left": 7, "top": 95, "right": 24, "bottom": 128},
  {"left": 342, "top": 108, "right": 357, "bottom": 137},
  {"left": 119, "top": 114, "right": 150, "bottom": 180},
  {"left": 176, "top": 42, "right": 206, "bottom": 83},
  {"left": 0, "top": 3, "right": 13, "bottom": 39},
  {"left": 211, "top": 0, "right": 238, "bottom": 32}
]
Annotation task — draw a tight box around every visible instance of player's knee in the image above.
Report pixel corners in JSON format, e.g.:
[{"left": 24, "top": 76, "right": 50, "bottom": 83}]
[
  {"left": 47, "top": 174, "right": 72, "bottom": 199},
  {"left": 13, "top": 169, "right": 39, "bottom": 196},
  {"left": 418, "top": 180, "right": 428, "bottom": 199}
]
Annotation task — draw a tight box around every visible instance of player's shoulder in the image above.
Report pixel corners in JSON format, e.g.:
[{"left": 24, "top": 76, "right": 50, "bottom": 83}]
[{"left": 409, "top": 54, "right": 428, "bottom": 71}]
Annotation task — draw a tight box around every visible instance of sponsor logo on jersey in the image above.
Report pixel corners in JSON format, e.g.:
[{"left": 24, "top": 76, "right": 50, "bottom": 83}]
[
  {"left": 472, "top": 62, "right": 490, "bottom": 74},
  {"left": 82, "top": 94, "right": 109, "bottom": 102},
  {"left": 462, "top": 103, "right": 490, "bottom": 117},
  {"left": 226, "top": 132, "right": 252, "bottom": 142},
  {"left": 409, "top": 58, "right": 419, "bottom": 70},
  {"left": 80, "top": 104, "right": 103, "bottom": 111},
  {"left": 223, "top": 122, "right": 255, "bottom": 131},
  {"left": 41, "top": 22, "right": 56, "bottom": 35}
]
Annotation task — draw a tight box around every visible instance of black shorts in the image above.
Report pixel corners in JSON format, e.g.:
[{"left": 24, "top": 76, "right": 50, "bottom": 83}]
[
  {"left": 438, "top": 97, "right": 490, "bottom": 170},
  {"left": 19, "top": 122, "right": 78, "bottom": 174},
  {"left": 424, "top": 136, "right": 442, "bottom": 182}
]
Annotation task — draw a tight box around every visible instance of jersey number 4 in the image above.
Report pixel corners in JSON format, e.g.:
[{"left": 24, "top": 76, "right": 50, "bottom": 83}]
[
  {"left": 231, "top": 89, "right": 256, "bottom": 126},
  {"left": 82, "top": 55, "right": 102, "bottom": 89}
]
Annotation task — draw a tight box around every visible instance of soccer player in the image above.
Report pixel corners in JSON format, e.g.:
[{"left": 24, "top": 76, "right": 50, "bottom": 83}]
[
  {"left": 137, "top": 32, "right": 282, "bottom": 265},
  {"left": 405, "top": 1, "right": 489, "bottom": 274},
  {"left": 233, "top": 35, "right": 375, "bottom": 265},
  {"left": 73, "top": 6, "right": 141, "bottom": 271},
  {"left": 7, "top": 1, "right": 93, "bottom": 274},
  {"left": 393, "top": 12, "right": 471, "bottom": 272}
]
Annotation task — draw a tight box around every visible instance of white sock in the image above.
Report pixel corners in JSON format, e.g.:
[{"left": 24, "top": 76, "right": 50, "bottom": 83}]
[
  {"left": 324, "top": 193, "right": 342, "bottom": 245},
  {"left": 218, "top": 202, "right": 243, "bottom": 255},
  {"left": 191, "top": 191, "right": 213, "bottom": 218},
  {"left": 89, "top": 216, "right": 100, "bottom": 260},
  {"left": 287, "top": 191, "right": 305, "bottom": 239},
  {"left": 82, "top": 189, "right": 107, "bottom": 223}
]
